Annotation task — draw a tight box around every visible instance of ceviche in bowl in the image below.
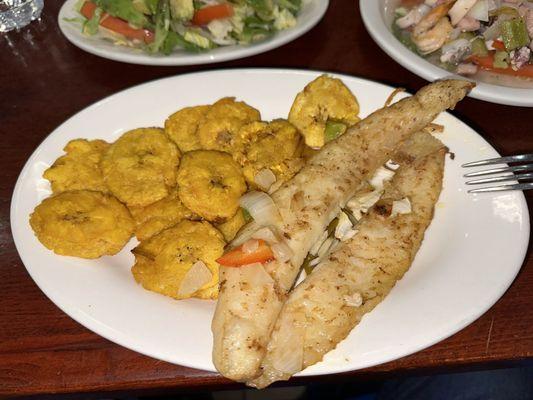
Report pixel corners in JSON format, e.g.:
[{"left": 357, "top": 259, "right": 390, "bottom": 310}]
[
  {"left": 360, "top": 0, "right": 533, "bottom": 106},
  {"left": 392, "top": 0, "right": 533, "bottom": 84}
]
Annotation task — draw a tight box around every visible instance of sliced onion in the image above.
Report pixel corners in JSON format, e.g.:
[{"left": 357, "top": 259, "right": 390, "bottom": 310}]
[
  {"left": 178, "top": 261, "right": 212, "bottom": 297},
  {"left": 251, "top": 226, "right": 278, "bottom": 244},
  {"left": 449, "top": 0, "right": 478, "bottom": 25},
  {"left": 254, "top": 168, "right": 277, "bottom": 191},
  {"left": 271, "top": 242, "right": 293, "bottom": 263},
  {"left": 239, "top": 191, "right": 281, "bottom": 227},
  {"left": 242, "top": 239, "right": 259, "bottom": 254}
]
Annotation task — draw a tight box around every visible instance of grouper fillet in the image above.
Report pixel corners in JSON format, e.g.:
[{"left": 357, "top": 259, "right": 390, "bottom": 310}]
[
  {"left": 248, "top": 132, "right": 446, "bottom": 388},
  {"left": 212, "top": 80, "right": 473, "bottom": 382}
]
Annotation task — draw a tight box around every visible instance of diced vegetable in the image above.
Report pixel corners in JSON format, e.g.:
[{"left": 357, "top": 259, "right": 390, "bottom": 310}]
[
  {"left": 161, "top": 31, "right": 206, "bottom": 54},
  {"left": 500, "top": 18, "right": 529, "bottom": 51},
  {"left": 184, "top": 29, "right": 213, "bottom": 49},
  {"left": 80, "top": 1, "right": 154, "bottom": 42},
  {"left": 217, "top": 239, "right": 274, "bottom": 266},
  {"left": 192, "top": 3, "right": 234, "bottom": 25},
  {"left": 471, "top": 37, "right": 488, "bottom": 57},
  {"left": 493, "top": 50, "right": 509, "bottom": 68},
  {"left": 324, "top": 120, "right": 347, "bottom": 143},
  {"left": 469, "top": 54, "right": 533, "bottom": 78}
]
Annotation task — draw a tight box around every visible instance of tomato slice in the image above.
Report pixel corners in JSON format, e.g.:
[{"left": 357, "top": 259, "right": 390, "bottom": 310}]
[
  {"left": 80, "top": 1, "right": 154, "bottom": 43},
  {"left": 217, "top": 239, "right": 274, "bottom": 267},
  {"left": 192, "top": 3, "right": 234, "bottom": 26}
]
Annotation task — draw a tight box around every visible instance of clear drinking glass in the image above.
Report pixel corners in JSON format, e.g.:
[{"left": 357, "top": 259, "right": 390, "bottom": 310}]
[{"left": 0, "top": 0, "right": 43, "bottom": 32}]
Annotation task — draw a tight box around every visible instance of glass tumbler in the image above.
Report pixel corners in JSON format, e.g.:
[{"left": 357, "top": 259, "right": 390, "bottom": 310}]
[{"left": 0, "top": 0, "right": 44, "bottom": 32}]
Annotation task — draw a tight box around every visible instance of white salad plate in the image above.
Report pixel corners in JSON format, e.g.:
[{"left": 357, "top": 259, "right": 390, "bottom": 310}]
[
  {"left": 360, "top": 0, "right": 533, "bottom": 107},
  {"left": 58, "top": 0, "right": 328, "bottom": 65},
  {"left": 11, "top": 69, "right": 529, "bottom": 376}
]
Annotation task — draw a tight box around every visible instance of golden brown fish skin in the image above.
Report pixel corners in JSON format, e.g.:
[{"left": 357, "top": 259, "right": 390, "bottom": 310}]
[
  {"left": 212, "top": 80, "right": 473, "bottom": 382},
  {"left": 248, "top": 133, "right": 446, "bottom": 389}
]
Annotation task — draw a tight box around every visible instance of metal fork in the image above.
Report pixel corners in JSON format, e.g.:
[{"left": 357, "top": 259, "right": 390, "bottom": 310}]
[{"left": 462, "top": 154, "right": 533, "bottom": 193}]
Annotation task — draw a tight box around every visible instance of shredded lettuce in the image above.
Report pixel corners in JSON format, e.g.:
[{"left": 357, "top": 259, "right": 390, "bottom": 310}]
[
  {"left": 148, "top": 0, "right": 171, "bottom": 53},
  {"left": 273, "top": 5, "right": 296, "bottom": 30},
  {"left": 184, "top": 29, "right": 214, "bottom": 49},
  {"left": 93, "top": 0, "right": 148, "bottom": 27},
  {"left": 276, "top": 0, "right": 300, "bottom": 13},
  {"left": 162, "top": 31, "right": 208, "bottom": 53},
  {"left": 83, "top": 6, "right": 103, "bottom": 35}
]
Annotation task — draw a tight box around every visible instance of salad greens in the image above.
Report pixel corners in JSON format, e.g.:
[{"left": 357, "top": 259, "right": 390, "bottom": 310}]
[{"left": 75, "top": 0, "right": 302, "bottom": 55}]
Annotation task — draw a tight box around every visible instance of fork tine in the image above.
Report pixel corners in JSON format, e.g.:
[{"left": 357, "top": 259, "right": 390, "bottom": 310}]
[
  {"left": 462, "top": 153, "right": 533, "bottom": 167},
  {"left": 465, "top": 172, "right": 533, "bottom": 185},
  {"left": 468, "top": 182, "right": 533, "bottom": 193},
  {"left": 463, "top": 164, "right": 533, "bottom": 178}
]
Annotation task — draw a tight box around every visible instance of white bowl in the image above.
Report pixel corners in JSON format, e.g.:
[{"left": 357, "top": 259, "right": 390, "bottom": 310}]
[{"left": 360, "top": 0, "right": 533, "bottom": 107}]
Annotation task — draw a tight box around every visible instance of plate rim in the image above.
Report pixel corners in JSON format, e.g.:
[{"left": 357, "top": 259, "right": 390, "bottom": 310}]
[
  {"left": 359, "top": 0, "right": 533, "bottom": 107},
  {"left": 57, "top": 0, "right": 329, "bottom": 66},
  {"left": 10, "top": 68, "right": 530, "bottom": 375}
]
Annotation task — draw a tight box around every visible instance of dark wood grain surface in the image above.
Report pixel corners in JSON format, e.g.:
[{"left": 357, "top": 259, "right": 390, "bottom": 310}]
[{"left": 1, "top": 0, "right": 532, "bottom": 397}]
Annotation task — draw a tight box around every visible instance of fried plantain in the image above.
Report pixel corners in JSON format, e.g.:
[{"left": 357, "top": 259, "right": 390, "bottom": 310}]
[
  {"left": 101, "top": 128, "right": 180, "bottom": 207},
  {"left": 177, "top": 150, "right": 247, "bottom": 223},
  {"left": 235, "top": 119, "right": 305, "bottom": 190},
  {"left": 129, "top": 190, "right": 198, "bottom": 241},
  {"left": 289, "top": 75, "right": 360, "bottom": 148},
  {"left": 165, "top": 105, "right": 210, "bottom": 153},
  {"left": 131, "top": 220, "right": 225, "bottom": 300},
  {"left": 198, "top": 97, "right": 261, "bottom": 154},
  {"left": 29, "top": 190, "right": 134, "bottom": 259},
  {"left": 216, "top": 207, "right": 247, "bottom": 242},
  {"left": 43, "top": 139, "right": 110, "bottom": 194}
]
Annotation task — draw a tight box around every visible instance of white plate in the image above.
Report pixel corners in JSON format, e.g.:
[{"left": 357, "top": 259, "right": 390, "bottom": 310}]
[
  {"left": 360, "top": 0, "right": 533, "bottom": 107},
  {"left": 58, "top": 0, "right": 328, "bottom": 65},
  {"left": 11, "top": 69, "right": 529, "bottom": 376}
]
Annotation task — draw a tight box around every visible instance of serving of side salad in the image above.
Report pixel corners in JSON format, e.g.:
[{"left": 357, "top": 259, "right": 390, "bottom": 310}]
[
  {"left": 71, "top": 0, "right": 302, "bottom": 54},
  {"left": 392, "top": 0, "right": 533, "bottom": 83}
]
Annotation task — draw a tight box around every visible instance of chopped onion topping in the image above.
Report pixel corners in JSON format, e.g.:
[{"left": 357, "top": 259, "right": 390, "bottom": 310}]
[
  {"left": 467, "top": 0, "right": 489, "bottom": 22},
  {"left": 242, "top": 239, "right": 259, "bottom": 254},
  {"left": 347, "top": 189, "right": 383, "bottom": 220},
  {"left": 178, "top": 261, "right": 212, "bottom": 297},
  {"left": 390, "top": 197, "right": 412, "bottom": 217},
  {"left": 385, "top": 159, "right": 400, "bottom": 171},
  {"left": 369, "top": 166, "right": 396, "bottom": 190},
  {"left": 334, "top": 211, "right": 353, "bottom": 240},
  {"left": 344, "top": 292, "right": 363, "bottom": 307},
  {"left": 240, "top": 191, "right": 281, "bottom": 227},
  {"left": 449, "top": 0, "right": 478, "bottom": 26},
  {"left": 254, "top": 168, "right": 277, "bottom": 191}
]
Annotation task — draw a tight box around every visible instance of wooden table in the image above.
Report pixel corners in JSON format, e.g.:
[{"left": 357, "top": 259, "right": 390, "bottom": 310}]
[{"left": 1, "top": 0, "right": 532, "bottom": 397}]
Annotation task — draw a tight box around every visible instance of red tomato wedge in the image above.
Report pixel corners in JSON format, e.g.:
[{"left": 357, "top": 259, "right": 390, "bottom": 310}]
[
  {"left": 80, "top": 1, "right": 154, "bottom": 43},
  {"left": 469, "top": 54, "right": 533, "bottom": 78},
  {"left": 192, "top": 3, "right": 234, "bottom": 26},
  {"left": 217, "top": 240, "right": 274, "bottom": 267}
]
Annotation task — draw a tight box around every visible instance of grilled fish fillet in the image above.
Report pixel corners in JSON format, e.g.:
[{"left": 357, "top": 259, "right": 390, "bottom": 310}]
[
  {"left": 212, "top": 80, "right": 473, "bottom": 381},
  {"left": 248, "top": 132, "right": 446, "bottom": 388}
]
